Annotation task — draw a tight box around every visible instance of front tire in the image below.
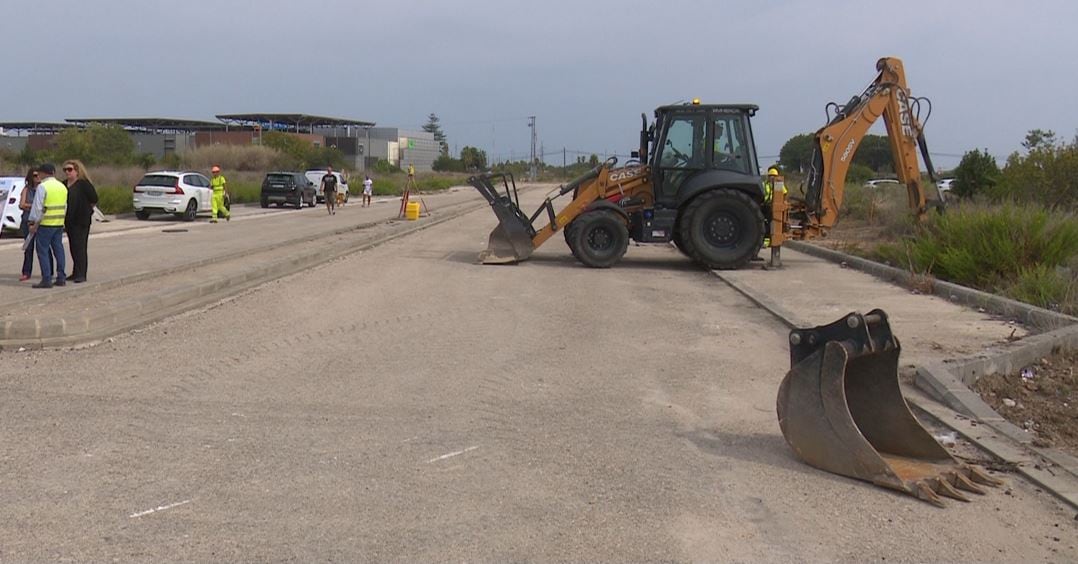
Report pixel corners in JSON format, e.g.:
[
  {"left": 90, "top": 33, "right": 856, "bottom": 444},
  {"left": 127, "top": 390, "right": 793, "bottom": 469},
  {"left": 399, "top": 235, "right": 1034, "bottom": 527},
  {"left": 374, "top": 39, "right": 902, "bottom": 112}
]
[
  {"left": 570, "top": 211, "right": 629, "bottom": 268},
  {"left": 135, "top": 210, "right": 150, "bottom": 221},
  {"left": 678, "top": 189, "right": 764, "bottom": 270}
]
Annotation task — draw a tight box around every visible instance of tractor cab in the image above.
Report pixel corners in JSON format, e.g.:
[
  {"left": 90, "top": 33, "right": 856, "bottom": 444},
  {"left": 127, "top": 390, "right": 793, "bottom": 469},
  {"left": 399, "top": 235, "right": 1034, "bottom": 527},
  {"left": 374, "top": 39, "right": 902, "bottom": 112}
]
[{"left": 642, "top": 103, "right": 763, "bottom": 208}]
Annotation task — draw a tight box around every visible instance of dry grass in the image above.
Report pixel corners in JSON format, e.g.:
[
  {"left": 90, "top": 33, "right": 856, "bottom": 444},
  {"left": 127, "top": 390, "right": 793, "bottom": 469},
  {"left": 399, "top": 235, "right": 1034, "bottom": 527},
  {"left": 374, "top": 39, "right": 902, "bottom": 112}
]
[{"left": 182, "top": 145, "right": 289, "bottom": 172}]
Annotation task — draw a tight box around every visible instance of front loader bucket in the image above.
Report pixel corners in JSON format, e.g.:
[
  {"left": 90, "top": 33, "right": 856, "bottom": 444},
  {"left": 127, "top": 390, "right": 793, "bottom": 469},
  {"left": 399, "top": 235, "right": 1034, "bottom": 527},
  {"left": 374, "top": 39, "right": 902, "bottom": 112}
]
[
  {"left": 469, "top": 173, "right": 536, "bottom": 264},
  {"left": 776, "top": 310, "right": 1002, "bottom": 507}
]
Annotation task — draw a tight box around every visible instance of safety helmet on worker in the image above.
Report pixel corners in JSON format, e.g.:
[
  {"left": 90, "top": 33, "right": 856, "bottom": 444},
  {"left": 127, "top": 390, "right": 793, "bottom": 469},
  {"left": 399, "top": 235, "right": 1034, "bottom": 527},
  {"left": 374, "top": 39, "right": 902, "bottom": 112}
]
[
  {"left": 211, "top": 165, "right": 221, "bottom": 173},
  {"left": 767, "top": 167, "right": 780, "bottom": 176}
]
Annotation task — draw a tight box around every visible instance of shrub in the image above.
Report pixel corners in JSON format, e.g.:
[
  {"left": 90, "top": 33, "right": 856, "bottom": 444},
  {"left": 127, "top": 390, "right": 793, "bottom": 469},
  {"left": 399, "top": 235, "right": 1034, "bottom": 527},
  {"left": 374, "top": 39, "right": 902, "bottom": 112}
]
[
  {"left": 951, "top": 149, "right": 999, "bottom": 200},
  {"left": 1006, "top": 265, "right": 1077, "bottom": 314},
  {"left": 182, "top": 144, "right": 287, "bottom": 172},
  {"left": 876, "top": 204, "right": 1078, "bottom": 309},
  {"left": 993, "top": 131, "right": 1078, "bottom": 210},
  {"left": 96, "top": 186, "right": 134, "bottom": 214}
]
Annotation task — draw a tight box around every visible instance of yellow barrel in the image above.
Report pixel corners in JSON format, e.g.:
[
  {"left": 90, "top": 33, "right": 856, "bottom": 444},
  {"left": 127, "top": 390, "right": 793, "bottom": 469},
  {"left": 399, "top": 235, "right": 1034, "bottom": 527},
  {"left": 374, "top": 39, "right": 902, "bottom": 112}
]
[{"left": 405, "top": 201, "right": 421, "bottom": 220}]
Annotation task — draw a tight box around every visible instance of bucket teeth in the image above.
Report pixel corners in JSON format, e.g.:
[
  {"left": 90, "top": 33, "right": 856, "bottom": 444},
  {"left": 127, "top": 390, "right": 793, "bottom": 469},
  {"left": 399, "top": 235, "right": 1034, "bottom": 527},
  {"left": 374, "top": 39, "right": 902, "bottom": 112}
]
[
  {"left": 912, "top": 482, "right": 946, "bottom": 508},
  {"left": 947, "top": 470, "right": 987, "bottom": 495},
  {"left": 930, "top": 477, "right": 970, "bottom": 502},
  {"left": 966, "top": 466, "right": 1004, "bottom": 487}
]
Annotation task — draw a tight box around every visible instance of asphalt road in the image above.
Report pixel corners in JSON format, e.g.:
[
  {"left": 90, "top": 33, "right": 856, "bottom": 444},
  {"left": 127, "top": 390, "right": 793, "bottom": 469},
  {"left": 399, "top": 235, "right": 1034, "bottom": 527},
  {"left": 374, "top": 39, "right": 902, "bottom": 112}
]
[{"left": 1, "top": 190, "right": 1075, "bottom": 562}]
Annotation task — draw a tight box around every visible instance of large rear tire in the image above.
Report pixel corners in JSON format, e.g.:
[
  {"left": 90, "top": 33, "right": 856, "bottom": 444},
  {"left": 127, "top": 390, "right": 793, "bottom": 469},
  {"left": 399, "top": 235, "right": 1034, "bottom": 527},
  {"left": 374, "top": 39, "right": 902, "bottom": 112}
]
[
  {"left": 678, "top": 189, "right": 764, "bottom": 270},
  {"left": 569, "top": 211, "right": 628, "bottom": 268}
]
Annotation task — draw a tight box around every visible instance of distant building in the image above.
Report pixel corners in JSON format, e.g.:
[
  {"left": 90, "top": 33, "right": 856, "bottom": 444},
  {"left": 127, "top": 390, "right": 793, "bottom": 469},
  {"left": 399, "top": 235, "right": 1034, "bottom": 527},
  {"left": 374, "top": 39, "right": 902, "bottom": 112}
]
[{"left": 364, "top": 128, "right": 439, "bottom": 172}]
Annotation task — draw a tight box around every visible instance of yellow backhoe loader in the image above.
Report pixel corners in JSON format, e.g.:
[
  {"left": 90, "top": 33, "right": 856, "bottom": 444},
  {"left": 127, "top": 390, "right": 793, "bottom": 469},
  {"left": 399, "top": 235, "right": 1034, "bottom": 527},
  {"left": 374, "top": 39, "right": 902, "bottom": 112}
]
[{"left": 470, "top": 58, "right": 999, "bottom": 506}]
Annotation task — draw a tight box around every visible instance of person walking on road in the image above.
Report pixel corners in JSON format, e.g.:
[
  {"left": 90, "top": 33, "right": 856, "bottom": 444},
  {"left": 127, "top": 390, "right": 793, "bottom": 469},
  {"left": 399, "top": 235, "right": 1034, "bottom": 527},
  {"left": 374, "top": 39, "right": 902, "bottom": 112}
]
[
  {"left": 63, "top": 159, "right": 98, "bottom": 283},
  {"left": 210, "top": 165, "right": 230, "bottom": 223},
  {"left": 362, "top": 175, "right": 373, "bottom": 207},
  {"left": 27, "top": 163, "right": 67, "bottom": 289},
  {"left": 321, "top": 166, "right": 338, "bottom": 215},
  {"left": 17, "top": 168, "right": 44, "bottom": 282}
]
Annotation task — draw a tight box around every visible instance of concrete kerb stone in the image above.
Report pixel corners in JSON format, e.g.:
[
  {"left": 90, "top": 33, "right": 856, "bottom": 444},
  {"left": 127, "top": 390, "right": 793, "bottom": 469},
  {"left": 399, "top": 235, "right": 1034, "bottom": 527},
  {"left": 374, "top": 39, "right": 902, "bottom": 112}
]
[
  {"left": 785, "top": 241, "right": 1077, "bottom": 331},
  {"left": 0, "top": 200, "right": 487, "bottom": 350}
]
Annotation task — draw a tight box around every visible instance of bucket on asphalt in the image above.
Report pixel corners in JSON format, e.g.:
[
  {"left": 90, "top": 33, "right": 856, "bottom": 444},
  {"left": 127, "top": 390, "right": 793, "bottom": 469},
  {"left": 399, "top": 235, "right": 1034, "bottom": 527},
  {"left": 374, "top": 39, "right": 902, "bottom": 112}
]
[
  {"left": 776, "top": 309, "right": 1003, "bottom": 506},
  {"left": 405, "top": 201, "right": 421, "bottom": 221}
]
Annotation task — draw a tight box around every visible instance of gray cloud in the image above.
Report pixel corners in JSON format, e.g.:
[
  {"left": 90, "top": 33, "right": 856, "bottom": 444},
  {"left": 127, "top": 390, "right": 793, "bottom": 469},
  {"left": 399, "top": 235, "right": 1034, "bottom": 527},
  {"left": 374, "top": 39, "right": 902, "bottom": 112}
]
[{"left": 5, "top": 0, "right": 1075, "bottom": 168}]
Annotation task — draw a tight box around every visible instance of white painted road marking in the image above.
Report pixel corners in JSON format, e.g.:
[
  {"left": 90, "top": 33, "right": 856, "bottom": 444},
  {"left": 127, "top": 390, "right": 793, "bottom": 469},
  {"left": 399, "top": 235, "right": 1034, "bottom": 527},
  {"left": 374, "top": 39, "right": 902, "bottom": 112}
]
[
  {"left": 129, "top": 499, "right": 192, "bottom": 518},
  {"left": 427, "top": 446, "right": 479, "bottom": 464}
]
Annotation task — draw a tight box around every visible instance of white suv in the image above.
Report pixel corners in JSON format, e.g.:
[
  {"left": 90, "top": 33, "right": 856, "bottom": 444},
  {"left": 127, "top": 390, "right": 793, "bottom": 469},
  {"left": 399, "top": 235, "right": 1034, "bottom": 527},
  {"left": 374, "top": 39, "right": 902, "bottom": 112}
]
[
  {"left": 1, "top": 176, "right": 26, "bottom": 234},
  {"left": 306, "top": 170, "right": 349, "bottom": 204},
  {"left": 133, "top": 171, "right": 213, "bottom": 221}
]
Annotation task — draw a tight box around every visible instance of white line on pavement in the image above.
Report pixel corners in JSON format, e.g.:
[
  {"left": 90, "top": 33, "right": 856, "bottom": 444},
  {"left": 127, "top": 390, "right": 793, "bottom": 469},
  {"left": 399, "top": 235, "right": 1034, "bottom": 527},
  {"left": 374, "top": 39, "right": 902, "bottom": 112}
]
[
  {"left": 426, "top": 446, "right": 479, "bottom": 464},
  {"left": 129, "top": 499, "right": 193, "bottom": 518}
]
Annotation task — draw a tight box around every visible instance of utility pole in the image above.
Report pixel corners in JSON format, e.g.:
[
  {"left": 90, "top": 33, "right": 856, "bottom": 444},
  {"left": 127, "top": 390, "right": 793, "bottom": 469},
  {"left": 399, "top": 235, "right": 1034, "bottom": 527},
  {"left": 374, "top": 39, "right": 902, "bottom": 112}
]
[
  {"left": 563, "top": 147, "right": 566, "bottom": 168},
  {"left": 528, "top": 116, "right": 537, "bottom": 182}
]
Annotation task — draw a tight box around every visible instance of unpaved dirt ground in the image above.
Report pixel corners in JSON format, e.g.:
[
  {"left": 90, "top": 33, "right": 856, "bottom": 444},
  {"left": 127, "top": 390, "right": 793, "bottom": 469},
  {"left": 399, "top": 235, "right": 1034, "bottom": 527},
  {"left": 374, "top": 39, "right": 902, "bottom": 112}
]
[
  {"left": 974, "top": 352, "right": 1078, "bottom": 456},
  {"left": 1, "top": 191, "right": 1076, "bottom": 561}
]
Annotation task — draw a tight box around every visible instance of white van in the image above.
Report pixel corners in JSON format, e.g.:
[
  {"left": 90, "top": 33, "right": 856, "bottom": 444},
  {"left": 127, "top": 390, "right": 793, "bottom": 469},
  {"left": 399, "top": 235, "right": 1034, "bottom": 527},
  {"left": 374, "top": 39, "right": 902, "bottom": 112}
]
[
  {"left": 1, "top": 177, "right": 26, "bottom": 234},
  {"left": 305, "top": 170, "right": 349, "bottom": 204}
]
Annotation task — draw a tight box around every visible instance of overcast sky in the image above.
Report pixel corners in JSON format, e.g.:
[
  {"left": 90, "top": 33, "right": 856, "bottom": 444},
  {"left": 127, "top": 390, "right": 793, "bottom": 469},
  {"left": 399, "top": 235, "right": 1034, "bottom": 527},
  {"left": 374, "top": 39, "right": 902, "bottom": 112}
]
[{"left": 5, "top": 0, "right": 1076, "bottom": 169}]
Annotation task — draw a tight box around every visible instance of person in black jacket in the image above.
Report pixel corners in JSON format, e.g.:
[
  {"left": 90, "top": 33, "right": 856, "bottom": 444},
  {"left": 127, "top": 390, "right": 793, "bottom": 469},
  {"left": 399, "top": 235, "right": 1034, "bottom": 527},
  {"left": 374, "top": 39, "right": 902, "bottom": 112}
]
[{"left": 62, "top": 160, "right": 98, "bottom": 283}]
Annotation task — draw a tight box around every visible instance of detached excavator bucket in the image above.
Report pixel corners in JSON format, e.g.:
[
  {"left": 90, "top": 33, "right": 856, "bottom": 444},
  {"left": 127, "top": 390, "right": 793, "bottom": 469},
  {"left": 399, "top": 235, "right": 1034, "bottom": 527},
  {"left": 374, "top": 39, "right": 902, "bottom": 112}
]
[
  {"left": 776, "top": 310, "right": 1002, "bottom": 507},
  {"left": 469, "top": 173, "right": 536, "bottom": 264}
]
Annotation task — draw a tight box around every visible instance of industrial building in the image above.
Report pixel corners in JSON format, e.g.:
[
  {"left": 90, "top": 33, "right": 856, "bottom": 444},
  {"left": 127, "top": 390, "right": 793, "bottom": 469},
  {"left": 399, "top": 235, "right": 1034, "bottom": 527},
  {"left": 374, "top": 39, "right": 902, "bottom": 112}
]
[{"left": 0, "top": 113, "right": 439, "bottom": 172}]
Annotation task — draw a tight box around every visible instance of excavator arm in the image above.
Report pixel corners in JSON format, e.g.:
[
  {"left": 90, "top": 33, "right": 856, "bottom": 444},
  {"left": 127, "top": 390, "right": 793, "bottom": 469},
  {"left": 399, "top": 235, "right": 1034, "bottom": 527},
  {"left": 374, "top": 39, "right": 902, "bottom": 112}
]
[{"left": 784, "top": 57, "right": 941, "bottom": 242}]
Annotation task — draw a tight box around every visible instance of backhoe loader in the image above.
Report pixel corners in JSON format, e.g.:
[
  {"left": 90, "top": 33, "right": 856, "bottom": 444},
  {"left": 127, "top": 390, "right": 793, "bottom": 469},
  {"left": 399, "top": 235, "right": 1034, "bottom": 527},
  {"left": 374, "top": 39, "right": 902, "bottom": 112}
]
[
  {"left": 469, "top": 56, "right": 943, "bottom": 270},
  {"left": 470, "top": 58, "right": 999, "bottom": 506}
]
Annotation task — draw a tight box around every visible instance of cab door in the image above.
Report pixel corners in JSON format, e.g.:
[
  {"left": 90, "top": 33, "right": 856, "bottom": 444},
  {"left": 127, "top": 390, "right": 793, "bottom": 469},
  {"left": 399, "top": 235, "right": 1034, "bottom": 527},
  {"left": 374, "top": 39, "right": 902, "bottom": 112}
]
[{"left": 654, "top": 113, "right": 708, "bottom": 206}]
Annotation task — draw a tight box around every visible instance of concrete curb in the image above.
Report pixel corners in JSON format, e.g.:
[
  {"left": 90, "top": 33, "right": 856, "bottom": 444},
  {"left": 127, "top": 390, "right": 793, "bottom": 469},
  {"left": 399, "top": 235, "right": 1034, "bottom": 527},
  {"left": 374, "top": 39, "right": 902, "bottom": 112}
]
[
  {"left": 722, "top": 245, "right": 1078, "bottom": 510},
  {"left": 786, "top": 241, "right": 1077, "bottom": 331},
  {"left": 0, "top": 200, "right": 487, "bottom": 350}
]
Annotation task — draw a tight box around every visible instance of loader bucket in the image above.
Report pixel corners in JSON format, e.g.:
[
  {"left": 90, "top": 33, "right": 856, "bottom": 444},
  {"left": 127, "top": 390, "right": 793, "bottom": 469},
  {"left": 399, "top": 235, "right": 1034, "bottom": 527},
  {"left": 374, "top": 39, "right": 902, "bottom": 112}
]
[
  {"left": 469, "top": 173, "right": 536, "bottom": 264},
  {"left": 776, "top": 310, "right": 1002, "bottom": 507}
]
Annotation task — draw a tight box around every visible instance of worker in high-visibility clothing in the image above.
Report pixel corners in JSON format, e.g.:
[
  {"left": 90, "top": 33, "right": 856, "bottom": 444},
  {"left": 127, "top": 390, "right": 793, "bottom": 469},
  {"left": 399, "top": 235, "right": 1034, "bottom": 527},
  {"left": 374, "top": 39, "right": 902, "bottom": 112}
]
[
  {"left": 27, "top": 163, "right": 69, "bottom": 288},
  {"left": 210, "top": 165, "right": 230, "bottom": 223},
  {"left": 762, "top": 166, "right": 787, "bottom": 248}
]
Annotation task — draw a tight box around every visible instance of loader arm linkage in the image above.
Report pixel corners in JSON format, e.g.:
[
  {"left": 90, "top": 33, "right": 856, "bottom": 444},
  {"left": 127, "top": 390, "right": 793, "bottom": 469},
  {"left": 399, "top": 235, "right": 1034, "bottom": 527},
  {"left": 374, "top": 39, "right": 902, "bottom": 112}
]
[{"left": 469, "top": 160, "right": 653, "bottom": 264}]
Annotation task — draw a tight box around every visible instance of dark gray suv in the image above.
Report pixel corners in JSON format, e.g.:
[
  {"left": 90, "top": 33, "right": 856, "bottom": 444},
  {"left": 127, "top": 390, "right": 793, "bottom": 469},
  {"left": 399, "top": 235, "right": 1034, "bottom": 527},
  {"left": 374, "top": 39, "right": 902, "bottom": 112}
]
[{"left": 261, "top": 172, "right": 316, "bottom": 209}]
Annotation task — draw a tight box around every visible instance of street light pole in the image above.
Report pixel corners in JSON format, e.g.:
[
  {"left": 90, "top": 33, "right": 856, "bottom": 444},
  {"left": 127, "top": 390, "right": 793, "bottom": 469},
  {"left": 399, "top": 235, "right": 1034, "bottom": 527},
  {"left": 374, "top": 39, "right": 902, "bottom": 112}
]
[{"left": 528, "top": 116, "right": 537, "bottom": 182}]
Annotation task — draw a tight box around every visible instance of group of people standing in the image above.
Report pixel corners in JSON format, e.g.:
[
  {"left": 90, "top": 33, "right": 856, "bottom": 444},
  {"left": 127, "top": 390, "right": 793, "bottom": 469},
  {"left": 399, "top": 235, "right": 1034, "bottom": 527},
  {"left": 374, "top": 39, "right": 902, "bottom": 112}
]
[{"left": 18, "top": 161, "right": 98, "bottom": 288}]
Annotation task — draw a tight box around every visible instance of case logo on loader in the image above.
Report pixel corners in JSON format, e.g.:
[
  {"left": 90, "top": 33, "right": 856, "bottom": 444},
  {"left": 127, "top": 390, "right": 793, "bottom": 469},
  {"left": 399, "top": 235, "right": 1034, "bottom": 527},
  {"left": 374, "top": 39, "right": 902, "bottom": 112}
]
[{"left": 609, "top": 166, "right": 644, "bottom": 183}]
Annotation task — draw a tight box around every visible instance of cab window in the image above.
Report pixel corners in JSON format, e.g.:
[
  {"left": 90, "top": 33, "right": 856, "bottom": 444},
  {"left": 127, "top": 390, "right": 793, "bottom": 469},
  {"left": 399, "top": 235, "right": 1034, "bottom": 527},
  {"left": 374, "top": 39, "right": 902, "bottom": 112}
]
[
  {"left": 659, "top": 116, "right": 706, "bottom": 169},
  {"left": 712, "top": 114, "right": 751, "bottom": 174}
]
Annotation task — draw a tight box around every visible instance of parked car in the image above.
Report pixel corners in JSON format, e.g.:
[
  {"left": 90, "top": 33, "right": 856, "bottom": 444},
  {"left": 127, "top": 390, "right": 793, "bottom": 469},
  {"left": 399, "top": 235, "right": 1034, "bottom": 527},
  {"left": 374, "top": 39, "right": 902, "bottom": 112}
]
[
  {"left": 132, "top": 171, "right": 213, "bottom": 221},
  {"left": 936, "top": 177, "right": 956, "bottom": 193},
  {"left": 864, "top": 178, "right": 900, "bottom": 188},
  {"left": 305, "top": 170, "right": 349, "bottom": 204},
  {"left": 1, "top": 176, "right": 26, "bottom": 234},
  {"left": 261, "top": 172, "right": 316, "bottom": 209}
]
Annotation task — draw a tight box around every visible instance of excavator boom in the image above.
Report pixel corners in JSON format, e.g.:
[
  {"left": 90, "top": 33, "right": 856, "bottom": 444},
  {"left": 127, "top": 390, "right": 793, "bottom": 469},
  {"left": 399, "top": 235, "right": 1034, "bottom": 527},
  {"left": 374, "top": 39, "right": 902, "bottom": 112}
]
[{"left": 774, "top": 57, "right": 943, "bottom": 247}]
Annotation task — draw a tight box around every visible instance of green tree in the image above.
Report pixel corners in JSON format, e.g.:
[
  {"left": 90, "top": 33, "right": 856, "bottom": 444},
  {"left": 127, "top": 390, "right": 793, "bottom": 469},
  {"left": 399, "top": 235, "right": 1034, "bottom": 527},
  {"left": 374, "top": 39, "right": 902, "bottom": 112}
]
[
  {"left": 588, "top": 154, "right": 600, "bottom": 167},
  {"left": 1022, "top": 129, "right": 1057, "bottom": 151},
  {"left": 779, "top": 133, "right": 814, "bottom": 173},
  {"left": 52, "top": 123, "right": 137, "bottom": 165},
  {"left": 996, "top": 131, "right": 1078, "bottom": 209},
  {"left": 433, "top": 154, "right": 463, "bottom": 172},
  {"left": 460, "top": 146, "right": 487, "bottom": 171},
  {"left": 853, "top": 134, "right": 892, "bottom": 172},
  {"left": 951, "top": 148, "right": 1000, "bottom": 200},
  {"left": 422, "top": 113, "right": 449, "bottom": 156}
]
